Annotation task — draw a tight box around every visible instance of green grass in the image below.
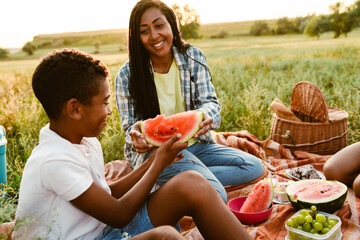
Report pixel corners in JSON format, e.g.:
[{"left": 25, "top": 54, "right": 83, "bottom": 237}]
[
  {"left": 5, "top": 44, "right": 127, "bottom": 60},
  {"left": 199, "top": 31, "right": 360, "bottom": 141},
  {"left": 1, "top": 29, "right": 360, "bottom": 234}
]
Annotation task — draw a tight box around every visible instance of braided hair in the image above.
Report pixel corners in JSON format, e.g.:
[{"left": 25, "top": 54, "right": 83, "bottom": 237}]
[{"left": 128, "top": 0, "right": 189, "bottom": 120}]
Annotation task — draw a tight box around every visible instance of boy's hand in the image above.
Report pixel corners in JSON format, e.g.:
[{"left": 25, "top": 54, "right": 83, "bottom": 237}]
[
  {"left": 155, "top": 134, "right": 187, "bottom": 168},
  {"left": 194, "top": 112, "right": 212, "bottom": 138},
  {"left": 130, "top": 121, "right": 153, "bottom": 153}
]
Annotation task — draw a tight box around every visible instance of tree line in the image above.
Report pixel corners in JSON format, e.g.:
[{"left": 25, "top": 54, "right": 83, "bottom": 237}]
[
  {"left": 1, "top": 1, "right": 359, "bottom": 58},
  {"left": 250, "top": 1, "right": 360, "bottom": 38}
]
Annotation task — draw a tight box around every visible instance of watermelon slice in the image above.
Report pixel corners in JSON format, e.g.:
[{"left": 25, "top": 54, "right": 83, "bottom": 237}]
[
  {"left": 240, "top": 178, "right": 274, "bottom": 213},
  {"left": 286, "top": 179, "right": 348, "bottom": 213},
  {"left": 140, "top": 111, "right": 203, "bottom": 147}
]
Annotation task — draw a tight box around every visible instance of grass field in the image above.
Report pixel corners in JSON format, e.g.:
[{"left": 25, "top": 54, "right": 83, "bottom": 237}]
[{"left": 1, "top": 28, "right": 360, "bottom": 229}]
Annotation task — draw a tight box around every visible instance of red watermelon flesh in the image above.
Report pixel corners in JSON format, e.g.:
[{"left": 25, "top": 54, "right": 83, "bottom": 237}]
[
  {"left": 140, "top": 111, "right": 203, "bottom": 147},
  {"left": 240, "top": 178, "right": 274, "bottom": 213},
  {"left": 286, "top": 179, "right": 347, "bottom": 213}
]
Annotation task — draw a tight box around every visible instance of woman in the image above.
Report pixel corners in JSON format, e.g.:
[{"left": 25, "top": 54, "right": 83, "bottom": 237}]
[{"left": 115, "top": 0, "right": 264, "bottom": 202}]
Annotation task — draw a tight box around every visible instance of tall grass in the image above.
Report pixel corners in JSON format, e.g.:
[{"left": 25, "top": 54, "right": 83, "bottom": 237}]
[
  {"left": 199, "top": 32, "right": 360, "bottom": 142},
  {"left": 0, "top": 31, "right": 360, "bottom": 231}
]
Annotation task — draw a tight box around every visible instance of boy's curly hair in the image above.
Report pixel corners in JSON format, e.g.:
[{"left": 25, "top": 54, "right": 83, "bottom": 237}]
[{"left": 32, "top": 49, "right": 110, "bottom": 119}]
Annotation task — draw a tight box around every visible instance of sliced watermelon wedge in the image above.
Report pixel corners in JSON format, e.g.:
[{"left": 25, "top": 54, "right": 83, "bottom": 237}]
[
  {"left": 286, "top": 179, "right": 347, "bottom": 213},
  {"left": 240, "top": 178, "right": 274, "bottom": 213},
  {"left": 140, "top": 111, "right": 203, "bottom": 147}
]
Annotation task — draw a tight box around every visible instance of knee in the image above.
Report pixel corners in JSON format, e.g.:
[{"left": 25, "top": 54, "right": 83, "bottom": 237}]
[
  {"left": 243, "top": 156, "right": 264, "bottom": 180},
  {"left": 323, "top": 159, "right": 339, "bottom": 181},
  {"left": 353, "top": 175, "right": 360, "bottom": 198},
  {"left": 254, "top": 160, "right": 265, "bottom": 177},
  {"left": 189, "top": 170, "right": 227, "bottom": 202},
  {"left": 184, "top": 170, "right": 227, "bottom": 202},
  {"left": 242, "top": 154, "right": 264, "bottom": 175},
  {"left": 173, "top": 170, "right": 227, "bottom": 202},
  {"left": 175, "top": 170, "right": 212, "bottom": 190}
]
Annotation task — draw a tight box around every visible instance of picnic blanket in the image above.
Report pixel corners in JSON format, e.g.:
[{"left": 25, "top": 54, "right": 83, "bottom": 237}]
[
  {"left": 183, "top": 130, "right": 360, "bottom": 240},
  {"left": 1, "top": 130, "right": 360, "bottom": 240}
]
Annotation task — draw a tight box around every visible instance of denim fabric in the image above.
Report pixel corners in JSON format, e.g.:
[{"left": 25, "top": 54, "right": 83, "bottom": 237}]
[
  {"left": 95, "top": 226, "right": 130, "bottom": 240},
  {"left": 157, "top": 143, "right": 264, "bottom": 203},
  {"left": 94, "top": 200, "right": 180, "bottom": 240}
]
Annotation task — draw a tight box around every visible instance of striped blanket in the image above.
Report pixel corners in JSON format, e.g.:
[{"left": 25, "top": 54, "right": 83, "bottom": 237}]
[
  {"left": 182, "top": 131, "right": 360, "bottom": 240},
  {"left": 1, "top": 130, "right": 359, "bottom": 240}
]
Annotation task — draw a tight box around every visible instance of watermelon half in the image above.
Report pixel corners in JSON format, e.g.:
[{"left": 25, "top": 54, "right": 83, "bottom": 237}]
[
  {"left": 286, "top": 179, "right": 347, "bottom": 213},
  {"left": 140, "top": 111, "right": 203, "bottom": 147},
  {"left": 240, "top": 178, "right": 274, "bottom": 213}
]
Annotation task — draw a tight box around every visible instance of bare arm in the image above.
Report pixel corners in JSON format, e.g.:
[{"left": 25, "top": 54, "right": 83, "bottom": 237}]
[
  {"left": 70, "top": 134, "right": 187, "bottom": 228},
  {"left": 108, "top": 148, "right": 156, "bottom": 199}
]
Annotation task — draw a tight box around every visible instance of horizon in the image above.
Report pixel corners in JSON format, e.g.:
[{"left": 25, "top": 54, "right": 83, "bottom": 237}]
[{"left": 1, "top": 0, "right": 356, "bottom": 49}]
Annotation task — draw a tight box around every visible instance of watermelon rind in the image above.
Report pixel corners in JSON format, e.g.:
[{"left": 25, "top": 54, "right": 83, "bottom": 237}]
[
  {"left": 240, "top": 177, "right": 274, "bottom": 213},
  {"left": 267, "top": 178, "right": 274, "bottom": 209},
  {"left": 178, "top": 111, "right": 203, "bottom": 144},
  {"left": 286, "top": 179, "right": 348, "bottom": 213},
  {"left": 140, "top": 111, "right": 203, "bottom": 147}
]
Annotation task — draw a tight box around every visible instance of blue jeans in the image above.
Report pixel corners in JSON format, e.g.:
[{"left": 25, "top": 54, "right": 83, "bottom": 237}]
[
  {"left": 95, "top": 200, "right": 181, "bottom": 239},
  {"left": 155, "top": 142, "right": 264, "bottom": 203}
]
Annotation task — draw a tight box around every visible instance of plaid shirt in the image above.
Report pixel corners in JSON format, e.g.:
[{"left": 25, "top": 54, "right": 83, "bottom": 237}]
[{"left": 115, "top": 46, "right": 221, "bottom": 168}]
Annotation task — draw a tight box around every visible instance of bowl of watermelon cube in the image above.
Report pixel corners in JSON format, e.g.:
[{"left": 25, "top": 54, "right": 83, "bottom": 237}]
[
  {"left": 228, "top": 196, "right": 273, "bottom": 225},
  {"left": 285, "top": 206, "right": 342, "bottom": 240}
]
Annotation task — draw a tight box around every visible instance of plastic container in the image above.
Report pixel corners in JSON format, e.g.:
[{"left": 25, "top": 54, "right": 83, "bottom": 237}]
[
  {"left": 0, "top": 126, "right": 7, "bottom": 189},
  {"left": 285, "top": 209, "right": 342, "bottom": 240}
]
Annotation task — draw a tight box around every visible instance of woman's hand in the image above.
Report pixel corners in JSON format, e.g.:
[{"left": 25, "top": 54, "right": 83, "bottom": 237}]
[
  {"left": 129, "top": 121, "right": 153, "bottom": 153},
  {"left": 194, "top": 112, "right": 212, "bottom": 138}
]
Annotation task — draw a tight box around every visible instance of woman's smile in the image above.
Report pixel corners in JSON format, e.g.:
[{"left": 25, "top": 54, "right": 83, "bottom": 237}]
[{"left": 153, "top": 40, "right": 165, "bottom": 49}]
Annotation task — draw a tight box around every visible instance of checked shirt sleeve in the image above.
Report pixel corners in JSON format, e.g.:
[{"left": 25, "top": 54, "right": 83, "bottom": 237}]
[
  {"left": 115, "top": 63, "right": 147, "bottom": 168},
  {"left": 189, "top": 47, "right": 221, "bottom": 130},
  {"left": 115, "top": 63, "right": 136, "bottom": 145}
]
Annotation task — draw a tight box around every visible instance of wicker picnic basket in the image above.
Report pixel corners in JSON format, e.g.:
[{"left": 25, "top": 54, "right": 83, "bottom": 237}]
[{"left": 270, "top": 81, "right": 349, "bottom": 155}]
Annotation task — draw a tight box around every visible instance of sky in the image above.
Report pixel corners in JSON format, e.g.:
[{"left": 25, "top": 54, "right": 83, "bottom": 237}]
[{"left": 0, "top": 0, "right": 356, "bottom": 48}]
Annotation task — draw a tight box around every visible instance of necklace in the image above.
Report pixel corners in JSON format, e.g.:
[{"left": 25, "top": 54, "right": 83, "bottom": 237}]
[
  {"left": 152, "top": 53, "right": 173, "bottom": 74},
  {"left": 153, "top": 60, "right": 172, "bottom": 73}
]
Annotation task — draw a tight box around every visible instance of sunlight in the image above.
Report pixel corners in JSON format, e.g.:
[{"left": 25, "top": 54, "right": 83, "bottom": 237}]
[{"left": 0, "top": 0, "right": 356, "bottom": 48}]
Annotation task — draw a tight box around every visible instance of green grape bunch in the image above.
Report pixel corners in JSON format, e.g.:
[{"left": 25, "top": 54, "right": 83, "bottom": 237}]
[{"left": 286, "top": 205, "right": 339, "bottom": 235}]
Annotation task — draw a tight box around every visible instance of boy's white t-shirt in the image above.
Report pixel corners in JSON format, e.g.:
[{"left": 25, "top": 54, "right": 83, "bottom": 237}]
[{"left": 13, "top": 125, "right": 110, "bottom": 240}]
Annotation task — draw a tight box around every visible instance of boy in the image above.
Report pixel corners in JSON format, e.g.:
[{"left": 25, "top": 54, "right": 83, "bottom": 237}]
[{"left": 13, "top": 49, "right": 251, "bottom": 240}]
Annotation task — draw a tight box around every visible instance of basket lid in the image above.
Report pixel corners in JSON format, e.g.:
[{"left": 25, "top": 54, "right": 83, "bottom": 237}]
[{"left": 290, "top": 81, "right": 329, "bottom": 122}]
